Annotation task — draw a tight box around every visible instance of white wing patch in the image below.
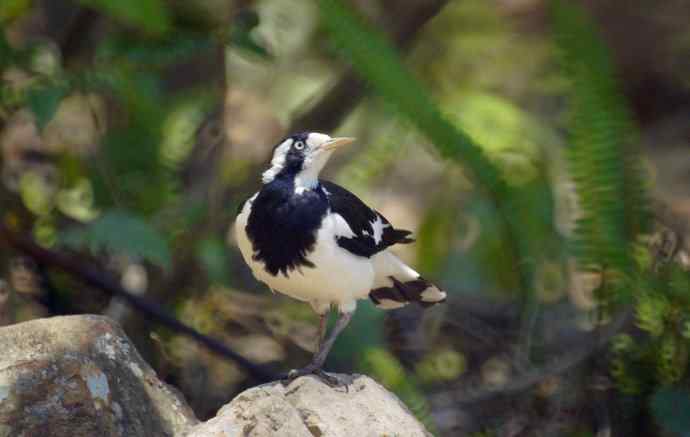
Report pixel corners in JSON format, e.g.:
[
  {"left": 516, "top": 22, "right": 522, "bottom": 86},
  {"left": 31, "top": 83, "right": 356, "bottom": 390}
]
[
  {"left": 331, "top": 212, "right": 356, "bottom": 238},
  {"left": 369, "top": 215, "right": 391, "bottom": 245}
]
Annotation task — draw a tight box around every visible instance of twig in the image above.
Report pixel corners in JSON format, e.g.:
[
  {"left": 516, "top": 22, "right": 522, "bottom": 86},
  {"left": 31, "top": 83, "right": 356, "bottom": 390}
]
[
  {"left": 0, "top": 223, "right": 276, "bottom": 383},
  {"left": 454, "top": 309, "right": 632, "bottom": 404}
]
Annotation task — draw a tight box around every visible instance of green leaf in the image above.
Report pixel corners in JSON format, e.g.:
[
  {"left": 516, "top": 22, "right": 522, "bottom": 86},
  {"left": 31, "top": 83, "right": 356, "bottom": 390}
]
[
  {"left": 61, "top": 209, "right": 171, "bottom": 269},
  {"left": 88, "top": 71, "right": 178, "bottom": 215},
  {"left": 75, "top": 0, "right": 171, "bottom": 35},
  {"left": 651, "top": 388, "right": 690, "bottom": 437},
  {"left": 56, "top": 178, "right": 100, "bottom": 222},
  {"left": 27, "top": 84, "right": 68, "bottom": 131},
  {"left": 19, "top": 171, "right": 56, "bottom": 216}
]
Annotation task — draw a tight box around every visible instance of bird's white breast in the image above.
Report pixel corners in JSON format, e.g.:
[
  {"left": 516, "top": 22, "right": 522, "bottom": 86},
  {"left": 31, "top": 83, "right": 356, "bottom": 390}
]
[{"left": 235, "top": 194, "right": 374, "bottom": 313}]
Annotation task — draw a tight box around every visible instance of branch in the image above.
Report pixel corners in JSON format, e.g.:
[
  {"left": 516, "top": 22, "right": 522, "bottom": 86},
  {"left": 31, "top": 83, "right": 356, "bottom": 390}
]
[
  {"left": 0, "top": 223, "right": 276, "bottom": 383},
  {"left": 453, "top": 308, "right": 632, "bottom": 404}
]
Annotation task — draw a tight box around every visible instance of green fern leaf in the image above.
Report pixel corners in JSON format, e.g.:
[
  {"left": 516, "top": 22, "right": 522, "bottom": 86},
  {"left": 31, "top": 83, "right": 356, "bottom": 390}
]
[
  {"left": 551, "top": 0, "right": 651, "bottom": 277},
  {"left": 318, "top": 0, "right": 503, "bottom": 195},
  {"left": 318, "top": 0, "right": 532, "bottom": 297}
]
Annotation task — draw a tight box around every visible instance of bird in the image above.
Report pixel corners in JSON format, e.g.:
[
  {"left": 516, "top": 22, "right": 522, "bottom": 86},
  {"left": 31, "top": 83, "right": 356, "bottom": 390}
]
[{"left": 234, "top": 132, "right": 446, "bottom": 382}]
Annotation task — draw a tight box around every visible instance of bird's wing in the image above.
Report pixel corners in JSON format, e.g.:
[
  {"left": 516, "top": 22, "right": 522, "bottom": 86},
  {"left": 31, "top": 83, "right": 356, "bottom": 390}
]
[{"left": 321, "top": 181, "right": 414, "bottom": 258}]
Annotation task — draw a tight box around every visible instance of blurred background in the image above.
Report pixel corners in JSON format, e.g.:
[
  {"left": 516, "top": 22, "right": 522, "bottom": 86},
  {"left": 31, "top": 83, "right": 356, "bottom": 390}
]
[{"left": 1, "top": 0, "right": 690, "bottom": 435}]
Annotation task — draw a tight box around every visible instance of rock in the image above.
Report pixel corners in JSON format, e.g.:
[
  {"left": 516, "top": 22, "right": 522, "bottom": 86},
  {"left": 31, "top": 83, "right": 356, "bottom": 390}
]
[
  {"left": 187, "top": 374, "right": 432, "bottom": 437},
  {"left": 0, "top": 315, "right": 431, "bottom": 437},
  {"left": 0, "top": 315, "right": 198, "bottom": 437}
]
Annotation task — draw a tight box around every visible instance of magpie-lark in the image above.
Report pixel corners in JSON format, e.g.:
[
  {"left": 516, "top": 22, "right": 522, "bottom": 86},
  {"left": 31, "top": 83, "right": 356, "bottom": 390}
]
[{"left": 235, "top": 132, "right": 446, "bottom": 381}]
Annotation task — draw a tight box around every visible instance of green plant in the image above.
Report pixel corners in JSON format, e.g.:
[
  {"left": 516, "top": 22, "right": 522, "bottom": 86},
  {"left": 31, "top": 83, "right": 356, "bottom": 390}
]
[
  {"left": 551, "top": 0, "right": 650, "bottom": 282},
  {"left": 318, "top": 0, "right": 690, "bottom": 433},
  {"left": 550, "top": 2, "right": 690, "bottom": 430},
  {"left": 317, "top": 0, "right": 533, "bottom": 299}
]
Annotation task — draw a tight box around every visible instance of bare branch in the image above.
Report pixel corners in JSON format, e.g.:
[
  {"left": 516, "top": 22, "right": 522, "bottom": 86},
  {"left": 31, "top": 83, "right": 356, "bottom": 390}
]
[
  {"left": 0, "top": 223, "right": 276, "bottom": 383},
  {"left": 453, "top": 309, "right": 632, "bottom": 404}
]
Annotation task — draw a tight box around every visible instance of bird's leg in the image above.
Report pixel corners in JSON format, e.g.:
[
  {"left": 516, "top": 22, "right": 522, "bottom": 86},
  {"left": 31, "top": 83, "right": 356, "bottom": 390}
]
[
  {"left": 311, "top": 311, "right": 352, "bottom": 368},
  {"left": 316, "top": 312, "right": 328, "bottom": 352},
  {"left": 286, "top": 311, "right": 353, "bottom": 386}
]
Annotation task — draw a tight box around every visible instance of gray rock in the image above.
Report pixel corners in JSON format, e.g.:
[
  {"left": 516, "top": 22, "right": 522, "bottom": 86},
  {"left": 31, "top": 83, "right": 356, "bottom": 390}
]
[
  {"left": 187, "top": 374, "right": 432, "bottom": 437},
  {"left": 0, "top": 315, "right": 198, "bottom": 437},
  {"left": 0, "top": 315, "right": 431, "bottom": 437}
]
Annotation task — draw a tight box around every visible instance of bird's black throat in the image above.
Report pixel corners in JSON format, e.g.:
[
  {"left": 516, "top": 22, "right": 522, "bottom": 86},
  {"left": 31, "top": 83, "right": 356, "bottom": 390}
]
[{"left": 245, "top": 175, "right": 329, "bottom": 276}]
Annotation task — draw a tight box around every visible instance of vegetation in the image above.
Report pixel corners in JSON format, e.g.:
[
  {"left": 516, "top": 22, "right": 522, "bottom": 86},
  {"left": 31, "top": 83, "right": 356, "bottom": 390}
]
[{"left": 2, "top": 0, "right": 690, "bottom": 435}]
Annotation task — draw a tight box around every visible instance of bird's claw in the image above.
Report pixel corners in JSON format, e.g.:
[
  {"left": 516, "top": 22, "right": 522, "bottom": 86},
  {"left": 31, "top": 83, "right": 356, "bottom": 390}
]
[
  {"left": 312, "top": 369, "right": 342, "bottom": 387},
  {"left": 282, "top": 366, "right": 341, "bottom": 387}
]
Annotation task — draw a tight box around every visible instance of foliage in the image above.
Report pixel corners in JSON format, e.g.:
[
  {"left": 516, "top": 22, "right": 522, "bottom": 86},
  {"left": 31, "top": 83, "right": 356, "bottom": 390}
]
[
  {"left": 75, "top": 0, "right": 172, "bottom": 35},
  {"left": 61, "top": 209, "right": 172, "bottom": 269},
  {"left": 551, "top": 0, "right": 650, "bottom": 279},
  {"left": 611, "top": 263, "right": 690, "bottom": 392},
  {"left": 317, "top": 0, "right": 533, "bottom": 304},
  {"left": 317, "top": 0, "right": 505, "bottom": 195},
  {"left": 550, "top": 4, "right": 690, "bottom": 429},
  {"left": 2, "top": 0, "right": 690, "bottom": 435}
]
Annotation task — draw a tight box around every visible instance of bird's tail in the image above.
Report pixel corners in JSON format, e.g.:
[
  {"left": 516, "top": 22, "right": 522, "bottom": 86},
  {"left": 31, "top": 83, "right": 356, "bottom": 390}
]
[{"left": 369, "top": 252, "right": 446, "bottom": 310}]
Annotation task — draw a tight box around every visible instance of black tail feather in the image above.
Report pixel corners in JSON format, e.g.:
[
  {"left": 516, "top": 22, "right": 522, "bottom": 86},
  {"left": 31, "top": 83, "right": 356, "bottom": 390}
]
[
  {"left": 369, "top": 276, "right": 446, "bottom": 310},
  {"left": 383, "top": 229, "right": 415, "bottom": 245}
]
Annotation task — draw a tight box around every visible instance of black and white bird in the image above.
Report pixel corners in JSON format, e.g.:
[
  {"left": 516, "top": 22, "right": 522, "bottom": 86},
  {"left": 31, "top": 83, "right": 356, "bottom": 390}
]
[{"left": 235, "top": 132, "right": 446, "bottom": 380}]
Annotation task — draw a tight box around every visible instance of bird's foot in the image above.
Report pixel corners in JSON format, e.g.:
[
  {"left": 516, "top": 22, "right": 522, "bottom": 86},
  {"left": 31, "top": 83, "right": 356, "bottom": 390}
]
[{"left": 282, "top": 364, "right": 341, "bottom": 387}]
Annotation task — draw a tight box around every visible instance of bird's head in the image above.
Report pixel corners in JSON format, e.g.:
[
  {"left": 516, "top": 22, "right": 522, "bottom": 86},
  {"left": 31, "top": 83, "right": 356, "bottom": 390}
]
[{"left": 261, "top": 132, "right": 355, "bottom": 188}]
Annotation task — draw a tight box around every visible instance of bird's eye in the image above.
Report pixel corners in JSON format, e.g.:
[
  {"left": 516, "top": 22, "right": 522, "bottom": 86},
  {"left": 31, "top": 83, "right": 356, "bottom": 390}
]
[{"left": 294, "top": 141, "right": 305, "bottom": 150}]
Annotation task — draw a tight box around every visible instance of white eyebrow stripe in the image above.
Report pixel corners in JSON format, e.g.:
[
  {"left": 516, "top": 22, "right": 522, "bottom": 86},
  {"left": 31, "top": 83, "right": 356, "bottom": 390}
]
[{"left": 306, "top": 133, "right": 330, "bottom": 149}]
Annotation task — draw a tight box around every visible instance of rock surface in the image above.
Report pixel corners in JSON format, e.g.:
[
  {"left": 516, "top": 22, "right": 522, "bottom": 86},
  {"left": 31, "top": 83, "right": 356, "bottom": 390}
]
[
  {"left": 0, "top": 315, "right": 198, "bottom": 437},
  {"left": 187, "top": 374, "right": 432, "bottom": 437},
  {"left": 0, "top": 315, "right": 431, "bottom": 437}
]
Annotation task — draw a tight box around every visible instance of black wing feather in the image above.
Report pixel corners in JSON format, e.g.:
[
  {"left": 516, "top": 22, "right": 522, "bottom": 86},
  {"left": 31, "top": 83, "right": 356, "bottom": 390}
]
[{"left": 321, "top": 181, "right": 413, "bottom": 258}]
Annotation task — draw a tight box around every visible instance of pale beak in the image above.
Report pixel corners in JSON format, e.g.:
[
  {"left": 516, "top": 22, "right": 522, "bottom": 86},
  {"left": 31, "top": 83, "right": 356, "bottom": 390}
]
[{"left": 321, "top": 137, "right": 355, "bottom": 151}]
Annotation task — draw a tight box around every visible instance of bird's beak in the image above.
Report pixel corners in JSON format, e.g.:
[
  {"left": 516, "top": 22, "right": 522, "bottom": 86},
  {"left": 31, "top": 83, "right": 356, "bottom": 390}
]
[{"left": 321, "top": 137, "right": 355, "bottom": 151}]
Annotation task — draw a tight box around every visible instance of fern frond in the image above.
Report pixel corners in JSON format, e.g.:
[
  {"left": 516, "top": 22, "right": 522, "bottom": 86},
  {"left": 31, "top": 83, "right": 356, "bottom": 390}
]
[
  {"left": 318, "top": 0, "right": 503, "bottom": 195},
  {"left": 551, "top": 0, "right": 651, "bottom": 277},
  {"left": 318, "top": 0, "right": 532, "bottom": 296}
]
